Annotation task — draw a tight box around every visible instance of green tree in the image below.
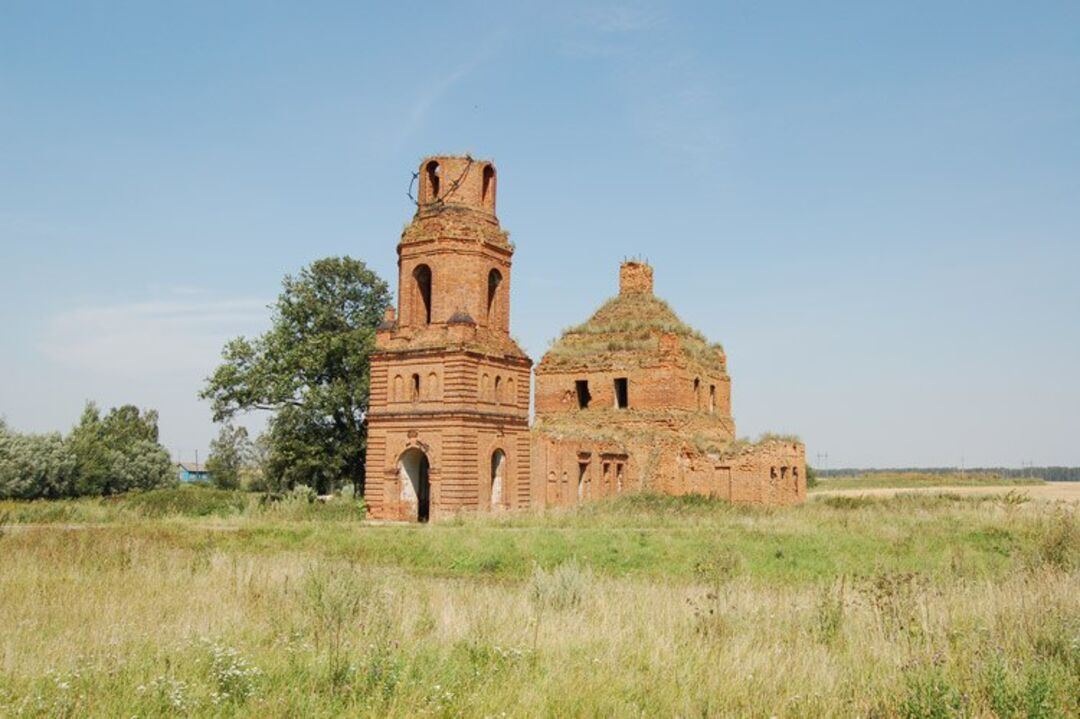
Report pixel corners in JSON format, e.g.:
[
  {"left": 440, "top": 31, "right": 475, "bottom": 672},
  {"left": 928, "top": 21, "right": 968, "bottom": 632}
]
[
  {"left": 200, "top": 257, "right": 391, "bottom": 494},
  {"left": 0, "top": 420, "right": 77, "bottom": 500},
  {"left": 68, "top": 402, "right": 173, "bottom": 496},
  {"left": 243, "top": 431, "right": 273, "bottom": 492},
  {"left": 206, "top": 423, "right": 250, "bottom": 490}
]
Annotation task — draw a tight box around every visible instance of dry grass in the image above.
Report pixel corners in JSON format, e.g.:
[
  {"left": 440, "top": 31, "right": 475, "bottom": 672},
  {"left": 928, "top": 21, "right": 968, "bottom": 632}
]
[
  {"left": 0, "top": 495, "right": 1077, "bottom": 717},
  {"left": 544, "top": 292, "right": 725, "bottom": 372},
  {"left": 815, "top": 471, "right": 1047, "bottom": 491}
]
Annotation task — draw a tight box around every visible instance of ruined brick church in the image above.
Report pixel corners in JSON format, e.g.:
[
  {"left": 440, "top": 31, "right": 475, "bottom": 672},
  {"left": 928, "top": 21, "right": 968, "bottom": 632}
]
[{"left": 365, "top": 155, "right": 805, "bottom": 521}]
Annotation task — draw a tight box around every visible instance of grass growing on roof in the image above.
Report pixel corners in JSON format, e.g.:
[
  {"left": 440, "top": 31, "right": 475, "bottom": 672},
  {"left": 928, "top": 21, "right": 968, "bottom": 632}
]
[{"left": 544, "top": 292, "right": 726, "bottom": 372}]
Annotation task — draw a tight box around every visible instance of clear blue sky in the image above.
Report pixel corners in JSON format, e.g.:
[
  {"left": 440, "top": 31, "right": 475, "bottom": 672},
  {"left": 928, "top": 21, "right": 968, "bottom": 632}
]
[{"left": 2, "top": 1, "right": 1078, "bottom": 468}]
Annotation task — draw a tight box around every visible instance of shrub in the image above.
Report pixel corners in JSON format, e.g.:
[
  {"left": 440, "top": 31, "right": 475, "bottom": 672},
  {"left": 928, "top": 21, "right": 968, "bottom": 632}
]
[
  {"left": 290, "top": 484, "right": 317, "bottom": 503},
  {"left": 597, "top": 491, "right": 731, "bottom": 517},
  {"left": 0, "top": 428, "right": 77, "bottom": 500},
  {"left": 813, "top": 577, "right": 846, "bottom": 645},
  {"left": 982, "top": 658, "right": 1062, "bottom": 719},
  {"left": 121, "top": 486, "right": 249, "bottom": 518},
  {"left": 1035, "top": 511, "right": 1079, "bottom": 571},
  {"left": 1, "top": 404, "right": 174, "bottom": 500},
  {"left": 1020, "top": 664, "right": 1058, "bottom": 719},
  {"left": 109, "top": 440, "right": 175, "bottom": 493},
  {"left": 688, "top": 551, "right": 744, "bottom": 640},
  {"left": 303, "top": 563, "right": 393, "bottom": 685},
  {"left": 528, "top": 559, "right": 592, "bottom": 611},
  {"left": 821, "top": 495, "right": 875, "bottom": 510},
  {"left": 251, "top": 488, "right": 365, "bottom": 521},
  {"left": 858, "top": 572, "right": 929, "bottom": 640},
  {"left": 984, "top": 656, "right": 1020, "bottom": 718},
  {"left": 202, "top": 639, "right": 262, "bottom": 705},
  {"left": 68, "top": 403, "right": 175, "bottom": 496},
  {"left": 899, "top": 668, "right": 964, "bottom": 719},
  {"left": 694, "top": 552, "right": 744, "bottom": 585}
]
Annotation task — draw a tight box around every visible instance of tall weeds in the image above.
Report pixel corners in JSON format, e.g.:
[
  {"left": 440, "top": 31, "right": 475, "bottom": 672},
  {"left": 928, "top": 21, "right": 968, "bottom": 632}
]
[{"left": 0, "top": 494, "right": 1075, "bottom": 716}]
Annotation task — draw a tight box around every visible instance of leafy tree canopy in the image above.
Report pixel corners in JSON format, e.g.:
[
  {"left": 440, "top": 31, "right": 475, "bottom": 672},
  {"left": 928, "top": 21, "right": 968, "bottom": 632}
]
[
  {"left": 1, "top": 403, "right": 173, "bottom": 500},
  {"left": 206, "top": 423, "right": 250, "bottom": 490},
  {"left": 200, "top": 257, "right": 391, "bottom": 493},
  {"left": 68, "top": 402, "right": 173, "bottom": 496}
]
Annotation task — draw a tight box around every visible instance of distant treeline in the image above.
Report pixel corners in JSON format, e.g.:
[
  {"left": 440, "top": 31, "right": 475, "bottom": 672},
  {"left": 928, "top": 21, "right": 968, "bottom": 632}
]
[{"left": 817, "top": 467, "right": 1080, "bottom": 482}]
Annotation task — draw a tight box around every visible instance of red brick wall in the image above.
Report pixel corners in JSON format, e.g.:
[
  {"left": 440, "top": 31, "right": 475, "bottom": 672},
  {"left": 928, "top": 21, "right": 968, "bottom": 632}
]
[
  {"left": 530, "top": 432, "right": 805, "bottom": 509},
  {"left": 531, "top": 433, "right": 634, "bottom": 507},
  {"left": 535, "top": 365, "right": 731, "bottom": 418},
  {"left": 366, "top": 157, "right": 805, "bottom": 518},
  {"left": 366, "top": 155, "right": 535, "bottom": 521}
]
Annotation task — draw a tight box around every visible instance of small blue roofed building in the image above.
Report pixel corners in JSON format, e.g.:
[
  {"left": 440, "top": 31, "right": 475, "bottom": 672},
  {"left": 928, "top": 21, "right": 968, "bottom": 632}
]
[{"left": 177, "top": 462, "right": 211, "bottom": 483}]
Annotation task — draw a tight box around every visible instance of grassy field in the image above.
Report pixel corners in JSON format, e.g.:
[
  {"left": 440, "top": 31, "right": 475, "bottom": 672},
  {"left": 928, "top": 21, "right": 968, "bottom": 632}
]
[
  {"left": 0, "top": 489, "right": 1077, "bottom": 717},
  {"left": 813, "top": 471, "right": 1046, "bottom": 492}
]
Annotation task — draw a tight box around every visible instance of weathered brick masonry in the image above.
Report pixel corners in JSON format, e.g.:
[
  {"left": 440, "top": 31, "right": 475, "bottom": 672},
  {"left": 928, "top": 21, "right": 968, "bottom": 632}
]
[
  {"left": 365, "top": 155, "right": 805, "bottom": 521},
  {"left": 365, "top": 156, "right": 531, "bottom": 521}
]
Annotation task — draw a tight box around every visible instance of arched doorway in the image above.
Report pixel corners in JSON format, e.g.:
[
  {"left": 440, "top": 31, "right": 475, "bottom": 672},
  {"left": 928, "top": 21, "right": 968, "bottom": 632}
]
[
  {"left": 490, "top": 449, "right": 506, "bottom": 509},
  {"left": 399, "top": 448, "right": 431, "bottom": 522}
]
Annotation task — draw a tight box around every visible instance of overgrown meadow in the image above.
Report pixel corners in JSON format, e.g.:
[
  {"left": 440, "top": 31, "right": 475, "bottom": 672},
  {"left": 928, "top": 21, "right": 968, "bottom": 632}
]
[{"left": 0, "top": 488, "right": 1077, "bottom": 717}]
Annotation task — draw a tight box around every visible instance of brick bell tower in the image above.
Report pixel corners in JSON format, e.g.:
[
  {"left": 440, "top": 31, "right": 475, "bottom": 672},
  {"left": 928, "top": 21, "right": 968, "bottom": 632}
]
[{"left": 365, "top": 155, "right": 533, "bottom": 521}]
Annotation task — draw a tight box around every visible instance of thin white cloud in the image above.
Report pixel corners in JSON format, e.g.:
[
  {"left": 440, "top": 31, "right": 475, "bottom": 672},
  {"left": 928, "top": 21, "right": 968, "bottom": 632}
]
[
  {"left": 394, "top": 42, "right": 501, "bottom": 147},
  {"left": 37, "top": 295, "right": 268, "bottom": 377},
  {"left": 560, "top": 2, "right": 723, "bottom": 162},
  {"left": 577, "top": 2, "right": 663, "bottom": 33}
]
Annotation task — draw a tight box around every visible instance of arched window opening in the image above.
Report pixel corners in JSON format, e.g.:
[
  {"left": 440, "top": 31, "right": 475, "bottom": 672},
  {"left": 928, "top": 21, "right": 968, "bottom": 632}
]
[
  {"left": 693, "top": 378, "right": 701, "bottom": 409},
  {"left": 481, "top": 373, "right": 490, "bottom": 401},
  {"left": 413, "top": 264, "right": 432, "bottom": 324},
  {"left": 411, "top": 373, "right": 420, "bottom": 402},
  {"left": 709, "top": 384, "right": 716, "bottom": 414},
  {"left": 506, "top": 377, "right": 515, "bottom": 406},
  {"left": 425, "top": 160, "right": 440, "bottom": 201},
  {"left": 490, "top": 449, "right": 506, "bottom": 509},
  {"left": 487, "top": 268, "right": 502, "bottom": 324},
  {"left": 577, "top": 462, "right": 588, "bottom": 502},
  {"left": 481, "top": 164, "right": 495, "bottom": 209},
  {"left": 494, "top": 376, "right": 502, "bottom": 403},
  {"left": 393, "top": 375, "right": 403, "bottom": 402}
]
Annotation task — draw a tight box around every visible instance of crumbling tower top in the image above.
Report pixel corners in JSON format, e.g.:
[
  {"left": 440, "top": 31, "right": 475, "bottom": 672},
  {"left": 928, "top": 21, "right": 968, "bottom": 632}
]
[
  {"left": 619, "top": 261, "right": 654, "bottom": 296},
  {"left": 382, "top": 152, "right": 525, "bottom": 359},
  {"left": 416, "top": 155, "right": 497, "bottom": 217}
]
